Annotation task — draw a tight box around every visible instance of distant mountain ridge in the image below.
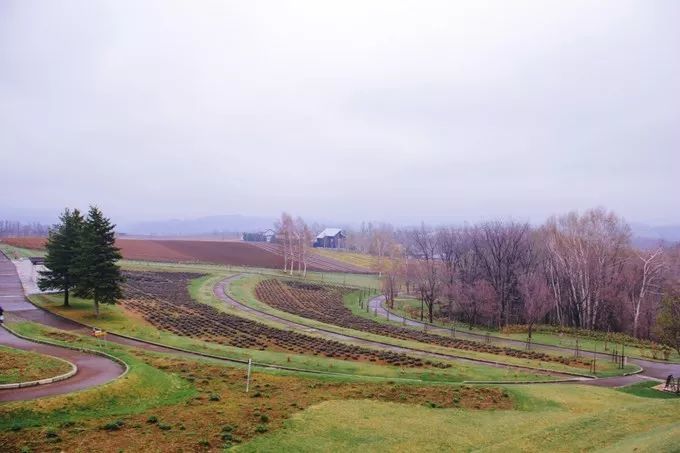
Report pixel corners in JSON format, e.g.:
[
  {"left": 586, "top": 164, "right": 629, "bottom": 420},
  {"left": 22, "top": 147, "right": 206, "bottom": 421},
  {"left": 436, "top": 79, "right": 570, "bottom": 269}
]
[
  {"left": 630, "top": 223, "right": 680, "bottom": 245},
  {"left": 120, "top": 214, "right": 277, "bottom": 236}
]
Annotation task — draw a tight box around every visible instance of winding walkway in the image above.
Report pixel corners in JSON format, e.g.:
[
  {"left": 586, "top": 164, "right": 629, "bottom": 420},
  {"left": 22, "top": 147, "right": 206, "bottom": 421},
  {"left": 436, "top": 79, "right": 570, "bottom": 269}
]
[
  {"left": 213, "top": 275, "right": 592, "bottom": 382},
  {"left": 0, "top": 253, "right": 125, "bottom": 402},
  {"left": 367, "top": 296, "right": 680, "bottom": 386},
  {"left": 3, "top": 249, "right": 671, "bottom": 402}
]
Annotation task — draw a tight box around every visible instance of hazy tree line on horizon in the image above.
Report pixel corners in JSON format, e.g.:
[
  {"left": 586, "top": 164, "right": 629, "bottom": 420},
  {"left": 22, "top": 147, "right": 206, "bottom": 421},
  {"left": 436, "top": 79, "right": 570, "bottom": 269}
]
[
  {"left": 0, "top": 220, "right": 50, "bottom": 237},
  {"left": 319, "top": 208, "right": 679, "bottom": 350}
]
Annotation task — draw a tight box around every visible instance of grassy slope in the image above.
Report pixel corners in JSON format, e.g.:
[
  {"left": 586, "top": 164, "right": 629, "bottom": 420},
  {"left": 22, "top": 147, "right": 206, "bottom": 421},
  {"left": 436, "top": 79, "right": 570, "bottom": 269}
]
[
  {"left": 4, "top": 320, "right": 677, "bottom": 453},
  {"left": 0, "top": 321, "right": 195, "bottom": 430},
  {"left": 235, "top": 276, "right": 634, "bottom": 377},
  {"left": 30, "top": 285, "right": 544, "bottom": 384},
  {"left": 3, "top": 250, "right": 678, "bottom": 451},
  {"left": 391, "top": 297, "right": 680, "bottom": 364},
  {"left": 3, "top": 244, "right": 634, "bottom": 375},
  {"left": 311, "top": 249, "right": 379, "bottom": 271},
  {"left": 225, "top": 276, "right": 604, "bottom": 377},
  {"left": 239, "top": 384, "right": 680, "bottom": 452},
  {"left": 617, "top": 381, "right": 680, "bottom": 400},
  {"left": 0, "top": 345, "right": 71, "bottom": 384}
]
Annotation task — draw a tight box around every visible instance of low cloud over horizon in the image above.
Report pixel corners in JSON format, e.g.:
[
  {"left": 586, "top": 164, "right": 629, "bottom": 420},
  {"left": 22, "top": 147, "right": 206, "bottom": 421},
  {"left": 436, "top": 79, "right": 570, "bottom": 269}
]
[{"left": 1, "top": 1, "right": 679, "bottom": 226}]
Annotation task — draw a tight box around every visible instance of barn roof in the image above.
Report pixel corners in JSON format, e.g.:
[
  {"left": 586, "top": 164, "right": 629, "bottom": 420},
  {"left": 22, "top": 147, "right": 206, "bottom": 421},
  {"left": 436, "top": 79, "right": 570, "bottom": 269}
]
[{"left": 316, "top": 228, "right": 343, "bottom": 239}]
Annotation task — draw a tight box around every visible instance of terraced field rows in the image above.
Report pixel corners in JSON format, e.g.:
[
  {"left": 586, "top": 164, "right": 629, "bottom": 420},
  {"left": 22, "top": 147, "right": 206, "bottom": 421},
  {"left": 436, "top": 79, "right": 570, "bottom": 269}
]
[
  {"left": 121, "top": 271, "right": 436, "bottom": 368},
  {"left": 255, "top": 279, "right": 590, "bottom": 368}
]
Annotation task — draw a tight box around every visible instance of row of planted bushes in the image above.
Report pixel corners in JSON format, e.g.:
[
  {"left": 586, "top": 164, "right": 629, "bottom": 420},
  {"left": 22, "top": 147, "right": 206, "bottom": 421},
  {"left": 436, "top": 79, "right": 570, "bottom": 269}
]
[{"left": 500, "top": 324, "right": 667, "bottom": 349}]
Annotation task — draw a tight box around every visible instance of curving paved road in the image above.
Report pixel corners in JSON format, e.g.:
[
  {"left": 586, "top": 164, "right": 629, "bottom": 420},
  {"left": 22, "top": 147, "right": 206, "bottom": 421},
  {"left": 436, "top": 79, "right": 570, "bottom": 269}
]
[
  {"left": 214, "top": 275, "right": 589, "bottom": 382},
  {"left": 0, "top": 326, "right": 124, "bottom": 402},
  {"left": 367, "top": 296, "right": 680, "bottom": 386},
  {"left": 3, "top": 245, "right": 671, "bottom": 402},
  {"left": 0, "top": 253, "right": 125, "bottom": 402}
]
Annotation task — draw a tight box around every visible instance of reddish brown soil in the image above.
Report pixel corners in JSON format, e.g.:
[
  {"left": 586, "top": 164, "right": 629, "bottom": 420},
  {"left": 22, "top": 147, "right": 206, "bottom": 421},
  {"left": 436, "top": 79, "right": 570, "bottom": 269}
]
[
  {"left": 1, "top": 236, "right": 46, "bottom": 249},
  {"left": 2, "top": 237, "right": 365, "bottom": 273}
]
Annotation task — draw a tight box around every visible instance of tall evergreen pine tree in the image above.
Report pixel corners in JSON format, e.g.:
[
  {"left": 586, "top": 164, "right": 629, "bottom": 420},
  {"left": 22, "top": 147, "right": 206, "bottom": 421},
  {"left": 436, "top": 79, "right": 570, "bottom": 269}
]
[
  {"left": 38, "top": 208, "right": 84, "bottom": 306},
  {"left": 74, "top": 206, "right": 124, "bottom": 318}
]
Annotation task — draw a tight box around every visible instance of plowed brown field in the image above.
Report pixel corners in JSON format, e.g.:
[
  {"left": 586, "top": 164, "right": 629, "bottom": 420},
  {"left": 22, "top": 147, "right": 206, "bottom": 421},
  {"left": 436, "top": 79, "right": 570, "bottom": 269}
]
[{"left": 1, "top": 237, "right": 368, "bottom": 272}]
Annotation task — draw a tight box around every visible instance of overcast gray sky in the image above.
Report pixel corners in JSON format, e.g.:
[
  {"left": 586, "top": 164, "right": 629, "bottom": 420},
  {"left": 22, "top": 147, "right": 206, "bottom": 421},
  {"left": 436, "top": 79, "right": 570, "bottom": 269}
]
[{"left": 1, "top": 1, "right": 679, "bottom": 226}]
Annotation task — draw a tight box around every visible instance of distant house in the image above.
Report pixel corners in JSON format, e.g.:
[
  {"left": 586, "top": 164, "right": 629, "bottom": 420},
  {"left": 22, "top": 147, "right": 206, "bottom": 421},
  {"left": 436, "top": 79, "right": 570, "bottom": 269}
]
[
  {"left": 314, "top": 228, "right": 345, "bottom": 249},
  {"left": 262, "top": 229, "right": 276, "bottom": 243},
  {"left": 242, "top": 228, "right": 277, "bottom": 243}
]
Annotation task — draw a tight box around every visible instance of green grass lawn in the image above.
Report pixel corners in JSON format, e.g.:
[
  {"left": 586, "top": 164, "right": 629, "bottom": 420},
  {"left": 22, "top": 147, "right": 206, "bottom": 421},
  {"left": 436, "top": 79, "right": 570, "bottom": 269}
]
[
  {"left": 4, "top": 320, "right": 678, "bottom": 453},
  {"left": 0, "top": 345, "right": 72, "bottom": 385},
  {"left": 312, "top": 248, "right": 381, "bottom": 271},
  {"left": 238, "top": 383, "right": 680, "bottom": 452},
  {"left": 0, "top": 243, "right": 45, "bottom": 259},
  {"left": 617, "top": 381, "right": 680, "bottom": 400}
]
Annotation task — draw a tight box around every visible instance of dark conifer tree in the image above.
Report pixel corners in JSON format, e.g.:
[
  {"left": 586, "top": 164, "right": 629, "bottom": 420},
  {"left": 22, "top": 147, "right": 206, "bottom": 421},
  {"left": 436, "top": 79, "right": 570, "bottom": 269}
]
[
  {"left": 38, "top": 208, "right": 84, "bottom": 306},
  {"left": 74, "top": 206, "right": 123, "bottom": 318}
]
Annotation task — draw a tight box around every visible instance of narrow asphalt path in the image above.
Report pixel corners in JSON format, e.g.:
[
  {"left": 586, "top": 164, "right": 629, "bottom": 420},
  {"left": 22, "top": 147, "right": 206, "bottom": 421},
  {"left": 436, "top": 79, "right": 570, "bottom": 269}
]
[
  {"left": 368, "top": 296, "right": 680, "bottom": 386},
  {"left": 0, "top": 252, "right": 125, "bottom": 402},
  {"left": 3, "top": 244, "right": 664, "bottom": 401},
  {"left": 214, "top": 275, "right": 589, "bottom": 381},
  {"left": 0, "top": 326, "right": 124, "bottom": 402}
]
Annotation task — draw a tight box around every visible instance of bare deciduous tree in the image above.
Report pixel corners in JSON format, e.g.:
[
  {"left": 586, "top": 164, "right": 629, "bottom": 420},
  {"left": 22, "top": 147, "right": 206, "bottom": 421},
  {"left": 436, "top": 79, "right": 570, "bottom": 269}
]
[
  {"left": 294, "top": 217, "right": 313, "bottom": 277},
  {"left": 406, "top": 225, "right": 441, "bottom": 323},
  {"left": 471, "top": 221, "right": 532, "bottom": 327},
  {"left": 545, "top": 208, "right": 630, "bottom": 330},
  {"left": 276, "top": 212, "right": 296, "bottom": 274},
  {"left": 379, "top": 246, "right": 404, "bottom": 309},
  {"left": 454, "top": 279, "right": 496, "bottom": 329},
  {"left": 518, "top": 271, "right": 553, "bottom": 339},
  {"left": 622, "top": 247, "right": 665, "bottom": 337}
]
